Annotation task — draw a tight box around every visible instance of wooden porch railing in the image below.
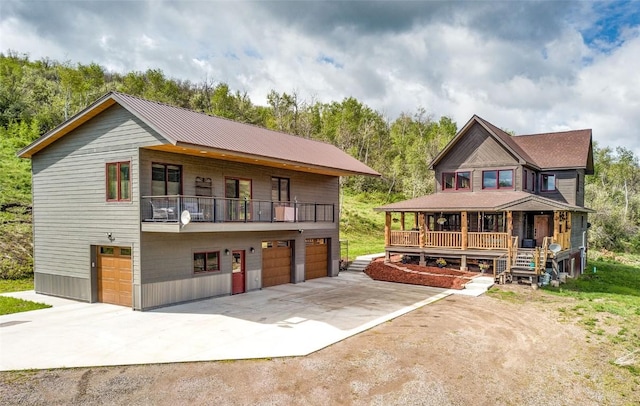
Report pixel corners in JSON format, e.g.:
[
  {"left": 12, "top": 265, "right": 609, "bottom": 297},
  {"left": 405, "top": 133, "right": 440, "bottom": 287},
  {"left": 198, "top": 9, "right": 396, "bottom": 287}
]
[
  {"left": 388, "top": 230, "right": 509, "bottom": 250},
  {"left": 390, "top": 230, "right": 420, "bottom": 246},
  {"left": 467, "top": 232, "right": 509, "bottom": 249},
  {"left": 424, "top": 231, "right": 462, "bottom": 248}
]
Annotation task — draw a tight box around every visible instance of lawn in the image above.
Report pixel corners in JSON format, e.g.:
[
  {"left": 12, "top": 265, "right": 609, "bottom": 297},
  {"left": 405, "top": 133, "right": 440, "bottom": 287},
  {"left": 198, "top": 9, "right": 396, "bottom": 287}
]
[
  {"left": 543, "top": 257, "right": 640, "bottom": 376},
  {"left": 0, "top": 277, "right": 50, "bottom": 315}
]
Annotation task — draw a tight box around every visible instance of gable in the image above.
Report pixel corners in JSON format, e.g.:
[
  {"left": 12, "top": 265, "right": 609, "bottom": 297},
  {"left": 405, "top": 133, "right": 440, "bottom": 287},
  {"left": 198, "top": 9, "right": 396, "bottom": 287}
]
[{"left": 437, "top": 122, "right": 520, "bottom": 170}]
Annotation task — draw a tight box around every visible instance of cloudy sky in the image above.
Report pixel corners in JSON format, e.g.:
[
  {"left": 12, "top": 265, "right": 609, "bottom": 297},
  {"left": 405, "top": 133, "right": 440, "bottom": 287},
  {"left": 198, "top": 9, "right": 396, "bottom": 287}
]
[{"left": 1, "top": 0, "right": 639, "bottom": 156}]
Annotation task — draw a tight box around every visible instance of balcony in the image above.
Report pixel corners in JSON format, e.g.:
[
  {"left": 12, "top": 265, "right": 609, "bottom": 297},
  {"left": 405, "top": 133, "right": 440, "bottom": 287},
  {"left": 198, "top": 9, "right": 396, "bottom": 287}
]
[{"left": 141, "top": 195, "right": 336, "bottom": 233}]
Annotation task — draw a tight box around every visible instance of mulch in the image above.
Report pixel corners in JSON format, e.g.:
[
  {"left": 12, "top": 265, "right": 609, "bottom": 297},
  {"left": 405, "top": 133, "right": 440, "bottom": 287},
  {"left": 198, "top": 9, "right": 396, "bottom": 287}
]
[{"left": 364, "top": 258, "right": 478, "bottom": 290}]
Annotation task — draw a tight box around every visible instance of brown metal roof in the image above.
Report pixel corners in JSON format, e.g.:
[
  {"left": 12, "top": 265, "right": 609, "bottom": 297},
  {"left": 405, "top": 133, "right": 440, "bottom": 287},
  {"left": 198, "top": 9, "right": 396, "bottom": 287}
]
[
  {"left": 375, "top": 191, "right": 590, "bottom": 213},
  {"left": 19, "top": 92, "right": 380, "bottom": 177}
]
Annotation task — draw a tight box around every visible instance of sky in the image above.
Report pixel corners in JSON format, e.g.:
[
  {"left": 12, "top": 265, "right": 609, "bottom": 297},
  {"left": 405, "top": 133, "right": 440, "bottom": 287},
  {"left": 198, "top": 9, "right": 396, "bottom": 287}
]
[{"left": 1, "top": 0, "right": 639, "bottom": 157}]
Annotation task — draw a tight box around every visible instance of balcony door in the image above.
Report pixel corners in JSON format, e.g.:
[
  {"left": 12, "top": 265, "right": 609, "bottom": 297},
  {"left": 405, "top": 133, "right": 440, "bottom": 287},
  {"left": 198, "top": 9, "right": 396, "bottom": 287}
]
[
  {"left": 152, "top": 163, "right": 182, "bottom": 195},
  {"left": 225, "top": 178, "right": 252, "bottom": 221}
]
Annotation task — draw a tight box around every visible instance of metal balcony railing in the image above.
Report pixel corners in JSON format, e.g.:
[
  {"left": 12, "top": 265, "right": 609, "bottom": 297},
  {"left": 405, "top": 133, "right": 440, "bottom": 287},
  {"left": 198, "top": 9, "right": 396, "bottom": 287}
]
[{"left": 142, "top": 195, "right": 335, "bottom": 224}]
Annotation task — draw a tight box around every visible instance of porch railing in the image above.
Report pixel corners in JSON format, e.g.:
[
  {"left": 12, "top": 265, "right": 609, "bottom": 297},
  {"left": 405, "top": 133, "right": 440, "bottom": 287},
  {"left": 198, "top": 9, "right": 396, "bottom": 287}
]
[
  {"left": 468, "top": 232, "right": 509, "bottom": 249},
  {"left": 142, "top": 195, "right": 335, "bottom": 224},
  {"left": 388, "top": 230, "right": 509, "bottom": 250}
]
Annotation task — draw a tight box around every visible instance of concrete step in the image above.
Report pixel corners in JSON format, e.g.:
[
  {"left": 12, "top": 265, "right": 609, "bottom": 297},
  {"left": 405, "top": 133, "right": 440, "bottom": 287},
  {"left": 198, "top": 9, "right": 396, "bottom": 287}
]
[{"left": 344, "top": 254, "right": 384, "bottom": 272}]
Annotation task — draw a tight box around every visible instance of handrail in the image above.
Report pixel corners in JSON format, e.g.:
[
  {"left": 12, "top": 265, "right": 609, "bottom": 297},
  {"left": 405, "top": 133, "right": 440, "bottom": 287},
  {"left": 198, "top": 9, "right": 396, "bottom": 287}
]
[{"left": 141, "top": 195, "right": 335, "bottom": 224}]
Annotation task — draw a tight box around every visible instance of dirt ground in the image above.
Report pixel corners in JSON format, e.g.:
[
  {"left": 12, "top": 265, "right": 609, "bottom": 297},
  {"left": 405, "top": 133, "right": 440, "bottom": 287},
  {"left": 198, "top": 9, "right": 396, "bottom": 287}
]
[{"left": 1, "top": 285, "right": 635, "bottom": 406}]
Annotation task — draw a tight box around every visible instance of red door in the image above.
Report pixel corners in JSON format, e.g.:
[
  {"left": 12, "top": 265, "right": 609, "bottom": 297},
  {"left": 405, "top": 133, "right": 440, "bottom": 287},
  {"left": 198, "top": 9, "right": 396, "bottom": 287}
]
[{"left": 231, "top": 250, "right": 245, "bottom": 294}]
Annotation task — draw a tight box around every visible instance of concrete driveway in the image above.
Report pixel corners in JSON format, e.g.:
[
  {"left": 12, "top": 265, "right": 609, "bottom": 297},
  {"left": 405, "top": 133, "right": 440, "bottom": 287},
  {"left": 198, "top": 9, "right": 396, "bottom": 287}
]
[{"left": 0, "top": 272, "right": 450, "bottom": 371}]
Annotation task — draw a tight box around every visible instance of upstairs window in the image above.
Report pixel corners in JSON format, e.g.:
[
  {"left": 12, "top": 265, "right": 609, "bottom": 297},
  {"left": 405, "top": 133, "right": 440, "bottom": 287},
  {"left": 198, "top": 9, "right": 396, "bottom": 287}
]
[
  {"left": 482, "top": 169, "right": 513, "bottom": 190},
  {"left": 106, "top": 161, "right": 131, "bottom": 201},
  {"left": 442, "top": 172, "right": 471, "bottom": 191},
  {"left": 541, "top": 174, "right": 556, "bottom": 192},
  {"left": 271, "top": 177, "right": 290, "bottom": 201},
  {"left": 152, "top": 163, "right": 182, "bottom": 195}
]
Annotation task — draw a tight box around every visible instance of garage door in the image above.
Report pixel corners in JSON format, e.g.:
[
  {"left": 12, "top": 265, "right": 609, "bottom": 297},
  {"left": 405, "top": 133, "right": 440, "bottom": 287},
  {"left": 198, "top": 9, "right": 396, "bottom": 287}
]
[
  {"left": 97, "top": 246, "right": 132, "bottom": 307},
  {"left": 262, "top": 241, "right": 292, "bottom": 287},
  {"left": 305, "top": 238, "right": 328, "bottom": 280}
]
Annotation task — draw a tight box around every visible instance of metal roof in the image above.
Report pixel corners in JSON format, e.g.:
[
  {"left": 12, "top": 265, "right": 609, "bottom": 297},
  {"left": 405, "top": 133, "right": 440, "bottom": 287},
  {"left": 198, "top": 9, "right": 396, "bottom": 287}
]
[{"left": 19, "top": 92, "right": 380, "bottom": 177}]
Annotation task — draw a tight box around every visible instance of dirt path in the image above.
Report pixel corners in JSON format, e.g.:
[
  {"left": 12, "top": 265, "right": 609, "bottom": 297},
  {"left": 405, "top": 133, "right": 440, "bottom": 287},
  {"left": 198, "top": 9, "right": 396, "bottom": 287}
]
[{"left": 1, "top": 288, "right": 632, "bottom": 405}]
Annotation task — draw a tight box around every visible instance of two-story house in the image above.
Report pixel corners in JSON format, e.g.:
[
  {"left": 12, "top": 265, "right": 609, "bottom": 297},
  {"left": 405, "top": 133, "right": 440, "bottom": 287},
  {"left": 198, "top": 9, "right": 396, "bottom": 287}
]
[
  {"left": 18, "top": 92, "right": 379, "bottom": 310},
  {"left": 375, "top": 115, "right": 593, "bottom": 283}
]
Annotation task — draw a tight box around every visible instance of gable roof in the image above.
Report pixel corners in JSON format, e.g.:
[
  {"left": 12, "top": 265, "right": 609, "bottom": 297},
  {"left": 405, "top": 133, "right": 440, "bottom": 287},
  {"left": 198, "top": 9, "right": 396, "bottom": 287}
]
[
  {"left": 374, "top": 191, "right": 592, "bottom": 213},
  {"left": 430, "top": 115, "right": 593, "bottom": 174},
  {"left": 18, "top": 92, "right": 380, "bottom": 177}
]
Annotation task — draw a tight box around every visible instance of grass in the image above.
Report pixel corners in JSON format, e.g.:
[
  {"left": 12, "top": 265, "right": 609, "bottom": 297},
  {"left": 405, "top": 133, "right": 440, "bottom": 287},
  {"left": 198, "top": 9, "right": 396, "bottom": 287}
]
[
  {"left": 340, "top": 191, "right": 387, "bottom": 259},
  {"left": 0, "top": 277, "right": 49, "bottom": 315},
  {"left": 543, "top": 258, "right": 640, "bottom": 376},
  {"left": 0, "top": 296, "right": 50, "bottom": 315}
]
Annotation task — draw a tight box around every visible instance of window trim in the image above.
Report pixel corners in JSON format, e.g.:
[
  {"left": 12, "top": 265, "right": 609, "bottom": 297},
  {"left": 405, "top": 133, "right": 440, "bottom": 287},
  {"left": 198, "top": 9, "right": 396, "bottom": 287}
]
[
  {"left": 482, "top": 169, "right": 514, "bottom": 190},
  {"left": 106, "top": 161, "right": 131, "bottom": 202},
  {"left": 541, "top": 173, "right": 557, "bottom": 192},
  {"left": 193, "top": 251, "right": 221, "bottom": 274},
  {"left": 442, "top": 171, "right": 471, "bottom": 191}
]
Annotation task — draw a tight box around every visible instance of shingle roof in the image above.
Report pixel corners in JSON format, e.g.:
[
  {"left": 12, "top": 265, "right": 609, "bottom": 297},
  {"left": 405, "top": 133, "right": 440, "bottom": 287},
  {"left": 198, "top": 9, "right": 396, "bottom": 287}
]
[
  {"left": 19, "top": 92, "right": 380, "bottom": 177},
  {"left": 431, "top": 115, "right": 593, "bottom": 173},
  {"left": 375, "top": 191, "right": 590, "bottom": 213}
]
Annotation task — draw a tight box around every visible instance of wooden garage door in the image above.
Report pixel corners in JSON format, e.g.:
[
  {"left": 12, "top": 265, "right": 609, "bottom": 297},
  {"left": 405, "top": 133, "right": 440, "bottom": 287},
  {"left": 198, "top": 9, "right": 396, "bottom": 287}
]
[
  {"left": 262, "top": 241, "right": 291, "bottom": 287},
  {"left": 97, "top": 246, "right": 132, "bottom": 307},
  {"left": 305, "top": 238, "right": 328, "bottom": 280}
]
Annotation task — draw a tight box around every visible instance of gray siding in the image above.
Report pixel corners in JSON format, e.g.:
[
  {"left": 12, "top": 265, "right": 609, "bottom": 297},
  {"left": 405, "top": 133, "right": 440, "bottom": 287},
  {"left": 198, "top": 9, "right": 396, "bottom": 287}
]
[
  {"left": 31, "top": 105, "right": 165, "bottom": 302},
  {"left": 540, "top": 170, "right": 577, "bottom": 206},
  {"left": 436, "top": 124, "right": 521, "bottom": 192}
]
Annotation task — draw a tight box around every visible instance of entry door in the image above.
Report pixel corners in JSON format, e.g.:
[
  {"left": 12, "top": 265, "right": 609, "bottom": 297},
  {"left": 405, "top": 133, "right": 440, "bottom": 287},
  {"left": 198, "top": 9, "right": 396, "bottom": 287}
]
[
  {"left": 97, "top": 246, "right": 132, "bottom": 307},
  {"left": 231, "top": 250, "right": 245, "bottom": 294},
  {"left": 534, "top": 215, "right": 550, "bottom": 247}
]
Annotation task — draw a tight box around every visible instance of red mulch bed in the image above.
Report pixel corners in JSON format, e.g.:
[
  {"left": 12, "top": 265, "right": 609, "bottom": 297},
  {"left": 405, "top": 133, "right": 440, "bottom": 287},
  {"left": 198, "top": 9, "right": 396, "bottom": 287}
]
[{"left": 364, "top": 259, "right": 478, "bottom": 290}]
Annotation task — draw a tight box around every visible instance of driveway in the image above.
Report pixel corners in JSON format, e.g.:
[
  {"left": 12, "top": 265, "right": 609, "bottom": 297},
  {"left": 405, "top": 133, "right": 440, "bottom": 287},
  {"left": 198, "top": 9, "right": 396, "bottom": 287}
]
[{"left": 0, "top": 272, "right": 450, "bottom": 371}]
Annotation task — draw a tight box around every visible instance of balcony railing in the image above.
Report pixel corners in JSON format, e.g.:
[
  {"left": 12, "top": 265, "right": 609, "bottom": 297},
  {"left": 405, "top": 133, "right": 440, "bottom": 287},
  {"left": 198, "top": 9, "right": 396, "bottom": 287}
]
[
  {"left": 142, "top": 195, "right": 335, "bottom": 224},
  {"left": 388, "top": 230, "right": 509, "bottom": 250}
]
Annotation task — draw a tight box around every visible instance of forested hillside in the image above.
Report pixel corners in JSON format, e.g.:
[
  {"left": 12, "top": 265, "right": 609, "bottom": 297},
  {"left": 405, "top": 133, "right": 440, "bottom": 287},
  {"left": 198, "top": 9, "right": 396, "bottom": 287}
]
[{"left": 1, "top": 51, "right": 639, "bottom": 278}]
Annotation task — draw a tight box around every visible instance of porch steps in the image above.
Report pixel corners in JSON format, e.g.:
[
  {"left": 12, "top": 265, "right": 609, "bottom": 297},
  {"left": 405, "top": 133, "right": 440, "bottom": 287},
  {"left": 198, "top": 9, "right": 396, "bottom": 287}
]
[
  {"left": 456, "top": 276, "right": 494, "bottom": 297},
  {"left": 345, "top": 253, "right": 385, "bottom": 272}
]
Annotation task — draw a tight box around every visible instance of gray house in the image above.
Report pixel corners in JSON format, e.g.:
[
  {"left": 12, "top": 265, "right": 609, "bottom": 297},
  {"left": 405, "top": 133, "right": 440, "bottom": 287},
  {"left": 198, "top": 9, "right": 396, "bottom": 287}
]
[
  {"left": 375, "top": 115, "right": 594, "bottom": 282},
  {"left": 19, "top": 92, "right": 379, "bottom": 310}
]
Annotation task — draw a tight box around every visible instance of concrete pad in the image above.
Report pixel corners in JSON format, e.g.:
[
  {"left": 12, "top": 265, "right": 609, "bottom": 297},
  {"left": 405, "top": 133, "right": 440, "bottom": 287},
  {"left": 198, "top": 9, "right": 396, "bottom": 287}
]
[{"left": 0, "top": 272, "right": 450, "bottom": 371}]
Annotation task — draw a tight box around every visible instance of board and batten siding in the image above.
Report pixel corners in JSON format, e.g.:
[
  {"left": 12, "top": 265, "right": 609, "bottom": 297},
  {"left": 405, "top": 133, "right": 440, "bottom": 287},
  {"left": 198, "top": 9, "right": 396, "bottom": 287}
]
[
  {"left": 435, "top": 124, "right": 521, "bottom": 193},
  {"left": 31, "top": 104, "right": 165, "bottom": 303}
]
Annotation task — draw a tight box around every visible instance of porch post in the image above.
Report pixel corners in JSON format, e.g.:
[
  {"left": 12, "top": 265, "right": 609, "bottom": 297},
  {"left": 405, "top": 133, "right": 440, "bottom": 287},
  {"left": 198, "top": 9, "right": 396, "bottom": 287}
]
[
  {"left": 385, "top": 212, "right": 391, "bottom": 247},
  {"left": 418, "top": 212, "right": 426, "bottom": 247},
  {"left": 461, "top": 211, "right": 468, "bottom": 250},
  {"left": 553, "top": 211, "right": 560, "bottom": 245},
  {"left": 460, "top": 255, "right": 467, "bottom": 272},
  {"left": 400, "top": 212, "right": 405, "bottom": 231},
  {"left": 507, "top": 211, "right": 513, "bottom": 248}
]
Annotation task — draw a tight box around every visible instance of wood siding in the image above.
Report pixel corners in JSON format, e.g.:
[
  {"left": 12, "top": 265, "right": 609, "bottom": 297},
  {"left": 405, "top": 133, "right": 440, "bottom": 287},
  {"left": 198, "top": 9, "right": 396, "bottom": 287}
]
[
  {"left": 540, "top": 170, "right": 578, "bottom": 206},
  {"left": 436, "top": 124, "right": 521, "bottom": 192},
  {"left": 31, "top": 105, "right": 164, "bottom": 303}
]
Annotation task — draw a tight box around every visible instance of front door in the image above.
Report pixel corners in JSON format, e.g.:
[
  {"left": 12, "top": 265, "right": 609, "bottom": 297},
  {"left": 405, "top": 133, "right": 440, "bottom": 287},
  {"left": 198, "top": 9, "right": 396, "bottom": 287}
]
[
  {"left": 231, "top": 250, "right": 245, "bottom": 294},
  {"left": 534, "top": 215, "right": 550, "bottom": 247}
]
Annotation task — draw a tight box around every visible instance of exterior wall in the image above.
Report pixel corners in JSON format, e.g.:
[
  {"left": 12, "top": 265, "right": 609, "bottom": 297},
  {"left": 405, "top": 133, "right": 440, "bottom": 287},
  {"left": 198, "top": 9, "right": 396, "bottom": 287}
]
[
  {"left": 31, "top": 105, "right": 164, "bottom": 302},
  {"left": 139, "top": 227, "right": 338, "bottom": 310},
  {"left": 540, "top": 169, "right": 578, "bottom": 206},
  {"left": 435, "top": 123, "right": 521, "bottom": 193},
  {"left": 570, "top": 212, "right": 588, "bottom": 250}
]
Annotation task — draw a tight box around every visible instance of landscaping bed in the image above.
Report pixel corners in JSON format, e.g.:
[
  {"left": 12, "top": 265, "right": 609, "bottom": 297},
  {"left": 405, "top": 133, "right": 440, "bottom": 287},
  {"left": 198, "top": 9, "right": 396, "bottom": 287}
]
[{"left": 364, "top": 258, "right": 478, "bottom": 289}]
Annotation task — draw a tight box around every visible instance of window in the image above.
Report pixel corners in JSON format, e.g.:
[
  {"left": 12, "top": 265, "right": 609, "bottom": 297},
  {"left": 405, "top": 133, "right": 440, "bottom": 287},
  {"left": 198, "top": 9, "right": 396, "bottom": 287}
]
[
  {"left": 576, "top": 174, "right": 580, "bottom": 193},
  {"left": 106, "top": 162, "right": 131, "bottom": 201},
  {"left": 541, "top": 174, "right": 556, "bottom": 191},
  {"left": 442, "top": 172, "right": 471, "bottom": 191},
  {"left": 193, "top": 251, "right": 220, "bottom": 274},
  {"left": 523, "top": 169, "right": 528, "bottom": 190},
  {"left": 225, "top": 178, "right": 252, "bottom": 221},
  {"left": 482, "top": 169, "right": 513, "bottom": 189},
  {"left": 271, "top": 177, "right": 290, "bottom": 201},
  {"left": 152, "top": 163, "right": 182, "bottom": 195}
]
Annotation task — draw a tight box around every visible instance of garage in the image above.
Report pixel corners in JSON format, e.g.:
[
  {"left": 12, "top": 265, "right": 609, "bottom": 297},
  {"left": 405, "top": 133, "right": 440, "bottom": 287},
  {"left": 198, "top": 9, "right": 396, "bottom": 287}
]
[
  {"left": 97, "top": 246, "right": 132, "bottom": 307},
  {"left": 262, "top": 241, "right": 292, "bottom": 287},
  {"left": 305, "top": 238, "right": 328, "bottom": 280}
]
